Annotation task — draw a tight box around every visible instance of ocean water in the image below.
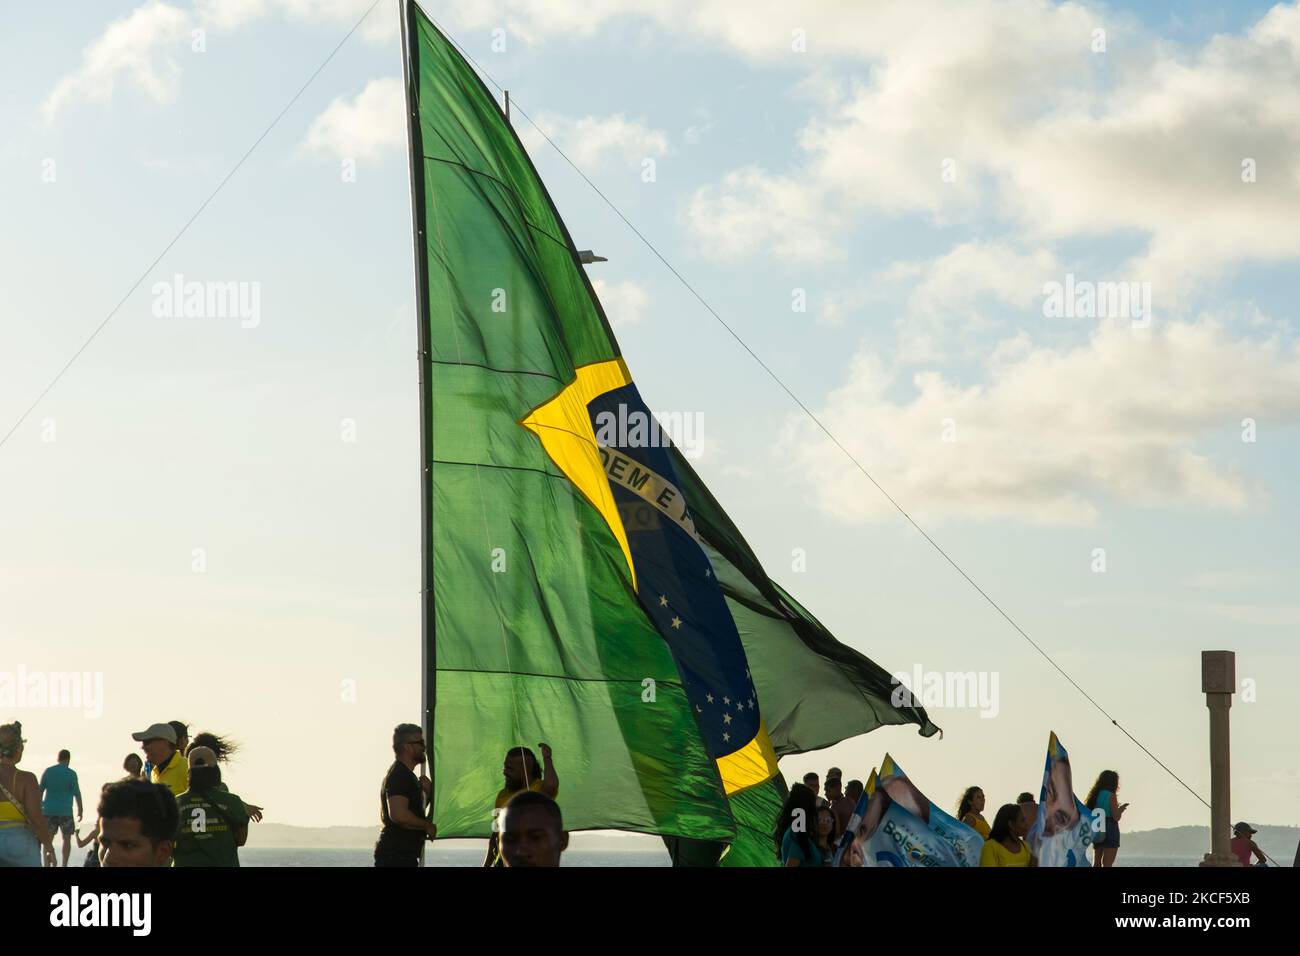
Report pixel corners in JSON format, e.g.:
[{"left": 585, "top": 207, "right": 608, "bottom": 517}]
[{"left": 238, "top": 847, "right": 1203, "bottom": 867}]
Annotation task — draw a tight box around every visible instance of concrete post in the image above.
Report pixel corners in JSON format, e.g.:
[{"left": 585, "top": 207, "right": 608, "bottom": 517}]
[{"left": 1199, "top": 650, "right": 1240, "bottom": 867}]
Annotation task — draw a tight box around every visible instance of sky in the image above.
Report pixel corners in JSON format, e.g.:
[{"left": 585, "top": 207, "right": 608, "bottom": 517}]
[{"left": 2, "top": 0, "right": 1299, "bottom": 838}]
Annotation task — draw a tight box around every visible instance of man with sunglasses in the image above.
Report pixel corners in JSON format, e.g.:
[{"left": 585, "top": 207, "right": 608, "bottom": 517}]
[{"left": 374, "top": 723, "right": 436, "bottom": 867}]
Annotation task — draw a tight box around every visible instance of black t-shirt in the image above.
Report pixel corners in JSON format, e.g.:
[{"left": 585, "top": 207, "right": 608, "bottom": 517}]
[{"left": 376, "top": 761, "right": 425, "bottom": 859}]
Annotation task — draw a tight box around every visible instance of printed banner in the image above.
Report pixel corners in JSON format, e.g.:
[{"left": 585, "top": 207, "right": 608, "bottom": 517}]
[
  {"left": 843, "top": 755, "right": 983, "bottom": 867},
  {"left": 1026, "top": 731, "right": 1095, "bottom": 867}
]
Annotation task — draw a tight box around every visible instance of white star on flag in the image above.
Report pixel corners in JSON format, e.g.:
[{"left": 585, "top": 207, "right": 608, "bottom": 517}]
[
  {"left": 670, "top": 616, "right": 682, "bottom": 629},
  {"left": 658, "top": 595, "right": 668, "bottom": 606},
  {"left": 706, "top": 693, "right": 714, "bottom": 703},
  {"left": 723, "top": 713, "right": 732, "bottom": 725}
]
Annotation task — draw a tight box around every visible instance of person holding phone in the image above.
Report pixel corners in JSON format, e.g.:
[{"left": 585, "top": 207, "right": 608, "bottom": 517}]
[{"left": 1085, "top": 769, "right": 1127, "bottom": 867}]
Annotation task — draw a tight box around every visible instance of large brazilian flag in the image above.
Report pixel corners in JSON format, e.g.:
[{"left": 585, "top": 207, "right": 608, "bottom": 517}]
[{"left": 402, "top": 1, "right": 937, "bottom": 855}]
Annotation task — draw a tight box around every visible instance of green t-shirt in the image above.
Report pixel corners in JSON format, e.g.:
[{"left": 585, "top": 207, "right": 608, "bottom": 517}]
[{"left": 173, "top": 787, "right": 249, "bottom": 867}]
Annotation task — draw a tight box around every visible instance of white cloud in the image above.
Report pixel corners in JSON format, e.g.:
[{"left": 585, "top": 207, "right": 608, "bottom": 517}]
[
  {"left": 686, "top": 165, "right": 843, "bottom": 262},
  {"left": 782, "top": 315, "right": 1300, "bottom": 525},
  {"left": 196, "top": 0, "right": 397, "bottom": 42},
  {"left": 882, "top": 241, "right": 1060, "bottom": 361},
  {"left": 679, "top": 1, "right": 1300, "bottom": 300},
  {"left": 43, "top": 0, "right": 398, "bottom": 125},
  {"left": 302, "top": 76, "right": 405, "bottom": 161},
  {"left": 42, "top": 1, "right": 189, "bottom": 124},
  {"left": 591, "top": 278, "right": 649, "bottom": 327},
  {"left": 519, "top": 113, "right": 667, "bottom": 171},
  {"left": 195, "top": 0, "right": 268, "bottom": 30}
]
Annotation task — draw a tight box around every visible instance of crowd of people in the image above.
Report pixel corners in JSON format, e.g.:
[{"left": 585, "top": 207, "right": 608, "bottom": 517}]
[
  {"left": 779, "top": 766, "right": 1270, "bottom": 868},
  {"left": 2, "top": 720, "right": 1276, "bottom": 869},
  {"left": 0, "top": 720, "right": 261, "bottom": 868}
]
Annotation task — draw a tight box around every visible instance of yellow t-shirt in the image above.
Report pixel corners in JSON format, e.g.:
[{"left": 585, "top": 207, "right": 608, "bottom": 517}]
[
  {"left": 965, "top": 814, "right": 991, "bottom": 840},
  {"left": 494, "top": 778, "right": 548, "bottom": 811},
  {"left": 980, "top": 837, "right": 1031, "bottom": 867},
  {"left": 151, "top": 752, "right": 189, "bottom": 798}
]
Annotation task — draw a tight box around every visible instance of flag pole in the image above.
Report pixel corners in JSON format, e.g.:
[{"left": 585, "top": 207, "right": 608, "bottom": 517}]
[{"left": 401, "top": 0, "right": 437, "bottom": 820}]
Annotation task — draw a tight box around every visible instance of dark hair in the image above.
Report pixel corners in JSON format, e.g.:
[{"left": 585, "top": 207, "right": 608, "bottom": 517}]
[
  {"left": 58, "top": 749, "right": 71, "bottom": 763},
  {"left": 189, "top": 732, "right": 240, "bottom": 763},
  {"left": 98, "top": 780, "right": 179, "bottom": 844},
  {"left": 505, "top": 746, "right": 540, "bottom": 779},
  {"left": 392, "top": 723, "right": 423, "bottom": 755},
  {"left": 988, "top": 803, "right": 1021, "bottom": 843},
  {"left": 957, "top": 785, "right": 983, "bottom": 821},
  {"left": 187, "top": 764, "right": 222, "bottom": 794},
  {"left": 845, "top": 779, "right": 864, "bottom": 799},
  {"left": 824, "top": 776, "right": 842, "bottom": 792},
  {"left": 1017, "top": 792, "right": 1034, "bottom": 804},
  {"left": 0, "top": 722, "right": 23, "bottom": 758},
  {"left": 802, "top": 772, "right": 819, "bottom": 785},
  {"left": 502, "top": 790, "right": 563, "bottom": 831},
  {"left": 815, "top": 803, "right": 838, "bottom": 851},
  {"left": 124, "top": 753, "right": 143, "bottom": 773},
  {"left": 775, "top": 782, "right": 819, "bottom": 862},
  {"left": 168, "top": 721, "right": 189, "bottom": 743},
  {"left": 1085, "top": 770, "right": 1119, "bottom": 810}
]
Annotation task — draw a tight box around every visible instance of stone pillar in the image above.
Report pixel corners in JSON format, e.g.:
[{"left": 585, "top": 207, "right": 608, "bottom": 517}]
[{"left": 1199, "top": 650, "right": 1240, "bottom": 867}]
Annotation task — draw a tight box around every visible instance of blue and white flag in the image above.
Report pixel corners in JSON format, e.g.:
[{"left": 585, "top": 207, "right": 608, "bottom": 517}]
[
  {"left": 1026, "top": 731, "right": 1095, "bottom": 867},
  {"left": 838, "top": 755, "right": 983, "bottom": 867}
]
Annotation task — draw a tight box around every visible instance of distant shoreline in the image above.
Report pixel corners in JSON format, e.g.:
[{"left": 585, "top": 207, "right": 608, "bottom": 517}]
[{"left": 250, "top": 823, "right": 1300, "bottom": 860}]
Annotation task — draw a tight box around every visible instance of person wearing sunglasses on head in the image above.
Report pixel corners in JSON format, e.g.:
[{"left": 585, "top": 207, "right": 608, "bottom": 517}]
[{"left": 0, "top": 722, "right": 57, "bottom": 867}]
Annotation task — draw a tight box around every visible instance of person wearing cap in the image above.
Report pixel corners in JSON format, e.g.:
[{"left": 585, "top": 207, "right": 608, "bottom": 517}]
[
  {"left": 132, "top": 722, "right": 188, "bottom": 798},
  {"left": 173, "top": 746, "right": 250, "bottom": 867},
  {"left": 1230, "top": 822, "right": 1266, "bottom": 867}
]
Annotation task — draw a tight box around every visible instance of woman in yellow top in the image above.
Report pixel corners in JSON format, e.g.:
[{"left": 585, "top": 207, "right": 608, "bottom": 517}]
[
  {"left": 957, "top": 786, "right": 990, "bottom": 839},
  {"left": 979, "top": 803, "right": 1036, "bottom": 867},
  {"left": 0, "top": 722, "right": 57, "bottom": 867}
]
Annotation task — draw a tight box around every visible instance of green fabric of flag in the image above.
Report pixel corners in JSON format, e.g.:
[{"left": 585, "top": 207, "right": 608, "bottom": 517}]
[
  {"left": 671, "top": 449, "right": 942, "bottom": 751},
  {"left": 405, "top": 1, "right": 937, "bottom": 847},
  {"left": 718, "top": 775, "right": 789, "bottom": 867},
  {"left": 406, "top": 3, "right": 731, "bottom": 840}
]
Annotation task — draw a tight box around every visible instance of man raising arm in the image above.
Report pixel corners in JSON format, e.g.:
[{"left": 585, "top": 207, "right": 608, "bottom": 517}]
[{"left": 484, "top": 742, "right": 557, "bottom": 867}]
